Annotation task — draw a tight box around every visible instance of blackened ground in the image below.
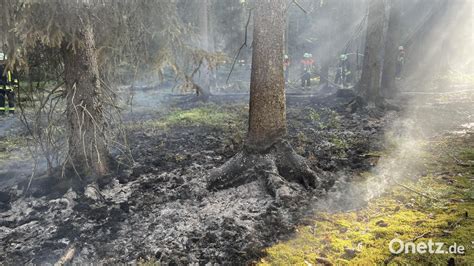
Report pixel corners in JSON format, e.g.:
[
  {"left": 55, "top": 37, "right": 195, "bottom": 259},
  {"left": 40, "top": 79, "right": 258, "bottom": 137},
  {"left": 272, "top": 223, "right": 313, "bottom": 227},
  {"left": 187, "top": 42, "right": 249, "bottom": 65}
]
[{"left": 0, "top": 90, "right": 392, "bottom": 264}]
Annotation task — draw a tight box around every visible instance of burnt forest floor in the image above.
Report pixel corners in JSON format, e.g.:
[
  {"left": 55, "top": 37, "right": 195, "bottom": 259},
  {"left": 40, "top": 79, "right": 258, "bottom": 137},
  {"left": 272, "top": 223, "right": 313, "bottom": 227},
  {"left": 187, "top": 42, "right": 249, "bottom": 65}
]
[{"left": 0, "top": 85, "right": 473, "bottom": 264}]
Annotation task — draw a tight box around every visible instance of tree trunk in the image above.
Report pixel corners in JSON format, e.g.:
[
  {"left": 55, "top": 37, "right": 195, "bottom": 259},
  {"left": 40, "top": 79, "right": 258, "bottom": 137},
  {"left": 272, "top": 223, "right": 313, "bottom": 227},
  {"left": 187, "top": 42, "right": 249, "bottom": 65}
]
[
  {"left": 246, "top": 0, "right": 287, "bottom": 151},
  {"left": 199, "top": 0, "right": 209, "bottom": 51},
  {"left": 208, "top": 0, "right": 324, "bottom": 201},
  {"left": 62, "top": 22, "right": 110, "bottom": 178},
  {"left": 381, "top": 0, "right": 401, "bottom": 98},
  {"left": 357, "top": 0, "right": 385, "bottom": 105},
  {"left": 197, "top": 0, "right": 215, "bottom": 94}
]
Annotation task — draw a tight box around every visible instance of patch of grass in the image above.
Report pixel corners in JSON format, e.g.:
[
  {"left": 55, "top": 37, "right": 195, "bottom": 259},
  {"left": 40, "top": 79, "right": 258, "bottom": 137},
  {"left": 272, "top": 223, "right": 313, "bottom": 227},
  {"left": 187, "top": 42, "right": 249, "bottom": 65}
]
[
  {"left": 161, "top": 106, "right": 235, "bottom": 127},
  {"left": 327, "top": 136, "right": 349, "bottom": 158},
  {"left": 305, "top": 107, "right": 341, "bottom": 130},
  {"left": 129, "top": 104, "right": 247, "bottom": 133},
  {"left": 260, "top": 135, "right": 474, "bottom": 265},
  {"left": 460, "top": 148, "right": 474, "bottom": 161}
]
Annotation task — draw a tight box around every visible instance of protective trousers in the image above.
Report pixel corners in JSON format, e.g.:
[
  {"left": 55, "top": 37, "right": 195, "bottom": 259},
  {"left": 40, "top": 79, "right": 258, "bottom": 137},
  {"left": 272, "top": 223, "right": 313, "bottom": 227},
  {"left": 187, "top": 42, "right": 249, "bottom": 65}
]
[{"left": 0, "top": 87, "right": 15, "bottom": 114}]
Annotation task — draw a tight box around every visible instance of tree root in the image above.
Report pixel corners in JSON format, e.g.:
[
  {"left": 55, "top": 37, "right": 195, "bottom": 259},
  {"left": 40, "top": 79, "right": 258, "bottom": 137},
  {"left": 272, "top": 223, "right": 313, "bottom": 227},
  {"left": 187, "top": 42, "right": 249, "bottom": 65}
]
[
  {"left": 346, "top": 96, "right": 400, "bottom": 114},
  {"left": 207, "top": 140, "right": 324, "bottom": 202}
]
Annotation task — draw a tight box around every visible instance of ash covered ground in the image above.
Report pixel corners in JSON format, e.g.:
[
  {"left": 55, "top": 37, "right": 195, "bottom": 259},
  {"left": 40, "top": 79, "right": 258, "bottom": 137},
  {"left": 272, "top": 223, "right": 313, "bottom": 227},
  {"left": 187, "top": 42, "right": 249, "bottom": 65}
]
[{"left": 1, "top": 86, "right": 471, "bottom": 264}]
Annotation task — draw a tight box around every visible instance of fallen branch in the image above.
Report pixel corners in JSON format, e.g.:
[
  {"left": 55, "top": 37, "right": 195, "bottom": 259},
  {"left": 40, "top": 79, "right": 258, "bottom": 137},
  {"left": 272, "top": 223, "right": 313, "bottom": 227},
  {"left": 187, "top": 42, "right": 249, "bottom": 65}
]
[
  {"left": 393, "top": 181, "right": 438, "bottom": 201},
  {"left": 448, "top": 212, "right": 469, "bottom": 230},
  {"left": 413, "top": 231, "right": 431, "bottom": 241}
]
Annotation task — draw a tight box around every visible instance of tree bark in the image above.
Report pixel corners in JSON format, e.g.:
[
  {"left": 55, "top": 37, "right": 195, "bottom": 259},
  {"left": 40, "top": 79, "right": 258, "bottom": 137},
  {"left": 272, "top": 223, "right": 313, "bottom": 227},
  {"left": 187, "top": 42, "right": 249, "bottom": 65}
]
[
  {"left": 199, "top": 0, "right": 209, "bottom": 51},
  {"left": 208, "top": 0, "right": 323, "bottom": 200},
  {"left": 246, "top": 0, "right": 287, "bottom": 151},
  {"left": 62, "top": 22, "right": 111, "bottom": 178},
  {"left": 357, "top": 0, "right": 385, "bottom": 106},
  {"left": 381, "top": 0, "right": 401, "bottom": 98},
  {"left": 198, "top": 0, "right": 216, "bottom": 94}
]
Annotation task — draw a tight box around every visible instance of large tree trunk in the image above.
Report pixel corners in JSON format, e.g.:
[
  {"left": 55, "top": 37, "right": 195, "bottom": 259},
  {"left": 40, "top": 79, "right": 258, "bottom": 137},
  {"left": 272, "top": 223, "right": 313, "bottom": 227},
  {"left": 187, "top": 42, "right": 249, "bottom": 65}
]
[
  {"left": 357, "top": 0, "right": 385, "bottom": 106},
  {"left": 199, "top": 0, "right": 209, "bottom": 51},
  {"left": 62, "top": 22, "right": 111, "bottom": 178},
  {"left": 246, "top": 0, "right": 287, "bottom": 151},
  {"left": 208, "top": 0, "right": 324, "bottom": 202},
  {"left": 197, "top": 0, "right": 214, "bottom": 95},
  {"left": 381, "top": 0, "right": 401, "bottom": 98}
]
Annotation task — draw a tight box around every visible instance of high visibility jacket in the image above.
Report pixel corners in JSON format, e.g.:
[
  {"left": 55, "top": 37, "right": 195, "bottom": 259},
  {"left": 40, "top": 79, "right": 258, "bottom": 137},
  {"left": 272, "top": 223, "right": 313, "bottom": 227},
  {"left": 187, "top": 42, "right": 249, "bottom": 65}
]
[
  {"left": 301, "top": 59, "right": 315, "bottom": 73},
  {"left": 0, "top": 65, "right": 7, "bottom": 87},
  {"left": 0, "top": 65, "right": 17, "bottom": 91},
  {"left": 6, "top": 71, "right": 14, "bottom": 91}
]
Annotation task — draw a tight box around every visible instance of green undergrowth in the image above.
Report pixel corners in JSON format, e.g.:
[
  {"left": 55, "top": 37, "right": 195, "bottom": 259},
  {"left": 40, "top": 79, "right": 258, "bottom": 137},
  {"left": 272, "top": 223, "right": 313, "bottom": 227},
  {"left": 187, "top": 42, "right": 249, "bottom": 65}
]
[
  {"left": 305, "top": 107, "right": 342, "bottom": 130},
  {"left": 260, "top": 133, "right": 474, "bottom": 265},
  {"left": 128, "top": 104, "right": 247, "bottom": 133}
]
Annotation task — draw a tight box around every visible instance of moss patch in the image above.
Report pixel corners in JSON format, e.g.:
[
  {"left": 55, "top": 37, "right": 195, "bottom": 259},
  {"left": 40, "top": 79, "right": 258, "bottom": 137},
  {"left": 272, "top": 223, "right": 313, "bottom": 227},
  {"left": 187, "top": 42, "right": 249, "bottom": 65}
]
[
  {"left": 128, "top": 104, "right": 247, "bottom": 133},
  {"left": 260, "top": 134, "right": 474, "bottom": 265}
]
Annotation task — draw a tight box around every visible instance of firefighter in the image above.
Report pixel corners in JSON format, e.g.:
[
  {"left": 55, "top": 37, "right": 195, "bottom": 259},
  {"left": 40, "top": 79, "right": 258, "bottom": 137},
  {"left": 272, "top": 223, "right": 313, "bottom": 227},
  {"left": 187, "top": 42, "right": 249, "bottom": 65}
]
[
  {"left": 335, "top": 54, "right": 352, "bottom": 87},
  {"left": 283, "top": 54, "right": 290, "bottom": 83},
  {"left": 300, "top": 53, "right": 315, "bottom": 88},
  {"left": 396, "top": 46, "right": 405, "bottom": 79},
  {"left": 0, "top": 53, "right": 16, "bottom": 115}
]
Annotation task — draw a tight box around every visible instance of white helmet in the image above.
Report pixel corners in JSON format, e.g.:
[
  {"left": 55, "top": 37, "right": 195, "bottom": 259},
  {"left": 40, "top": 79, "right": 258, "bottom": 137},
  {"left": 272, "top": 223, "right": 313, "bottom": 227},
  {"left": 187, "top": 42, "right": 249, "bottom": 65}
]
[
  {"left": 284, "top": 54, "right": 289, "bottom": 59},
  {"left": 398, "top": 46, "right": 404, "bottom": 51}
]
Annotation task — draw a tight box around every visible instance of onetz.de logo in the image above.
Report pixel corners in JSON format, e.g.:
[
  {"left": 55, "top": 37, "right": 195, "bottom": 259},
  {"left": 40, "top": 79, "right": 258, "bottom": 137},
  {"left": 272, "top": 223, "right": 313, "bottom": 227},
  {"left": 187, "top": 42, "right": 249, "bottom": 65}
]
[{"left": 389, "top": 238, "right": 467, "bottom": 254}]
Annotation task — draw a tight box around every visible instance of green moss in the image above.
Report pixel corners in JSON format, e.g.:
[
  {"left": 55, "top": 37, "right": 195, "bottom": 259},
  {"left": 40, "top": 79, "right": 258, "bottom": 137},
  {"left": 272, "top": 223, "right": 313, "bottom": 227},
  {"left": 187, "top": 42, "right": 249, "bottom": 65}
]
[
  {"left": 305, "top": 107, "right": 341, "bottom": 130},
  {"left": 260, "top": 134, "right": 474, "bottom": 265},
  {"left": 128, "top": 104, "right": 247, "bottom": 133},
  {"left": 161, "top": 106, "right": 233, "bottom": 127},
  {"left": 460, "top": 148, "right": 474, "bottom": 161}
]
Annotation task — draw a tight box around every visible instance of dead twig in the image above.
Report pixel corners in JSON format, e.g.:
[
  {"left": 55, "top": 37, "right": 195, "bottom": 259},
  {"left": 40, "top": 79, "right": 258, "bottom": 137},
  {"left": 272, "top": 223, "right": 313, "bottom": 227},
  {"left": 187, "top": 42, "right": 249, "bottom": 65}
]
[
  {"left": 413, "top": 231, "right": 431, "bottom": 241},
  {"left": 393, "top": 181, "right": 438, "bottom": 201},
  {"left": 226, "top": 8, "right": 252, "bottom": 84}
]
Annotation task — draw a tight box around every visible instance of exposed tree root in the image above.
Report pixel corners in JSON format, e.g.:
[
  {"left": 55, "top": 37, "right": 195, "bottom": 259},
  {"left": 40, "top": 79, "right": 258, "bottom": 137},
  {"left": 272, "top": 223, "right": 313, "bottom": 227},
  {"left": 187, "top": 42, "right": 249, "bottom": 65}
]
[
  {"left": 207, "top": 140, "right": 324, "bottom": 202},
  {"left": 345, "top": 96, "right": 400, "bottom": 114}
]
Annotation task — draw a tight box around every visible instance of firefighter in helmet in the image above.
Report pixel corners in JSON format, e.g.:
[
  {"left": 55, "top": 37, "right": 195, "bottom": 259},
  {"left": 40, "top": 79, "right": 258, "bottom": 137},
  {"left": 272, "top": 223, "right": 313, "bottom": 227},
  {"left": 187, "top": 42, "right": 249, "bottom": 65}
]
[
  {"left": 0, "top": 53, "right": 17, "bottom": 115},
  {"left": 335, "top": 54, "right": 352, "bottom": 87},
  {"left": 396, "top": 46, "right": 405, "bottom": 78},
  {"left": 283, "top": 54, "right": 290, "bottom": 83},
  {"left": 300, "top": 53, "right": 315, "bottom": 88}
]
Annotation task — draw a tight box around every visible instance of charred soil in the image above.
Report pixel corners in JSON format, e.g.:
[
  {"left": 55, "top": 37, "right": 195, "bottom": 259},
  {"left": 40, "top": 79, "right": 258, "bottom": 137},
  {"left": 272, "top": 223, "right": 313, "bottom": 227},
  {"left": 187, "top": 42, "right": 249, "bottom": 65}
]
[{"left": 0, "top": 91, "right": 391, "bottom": 264}]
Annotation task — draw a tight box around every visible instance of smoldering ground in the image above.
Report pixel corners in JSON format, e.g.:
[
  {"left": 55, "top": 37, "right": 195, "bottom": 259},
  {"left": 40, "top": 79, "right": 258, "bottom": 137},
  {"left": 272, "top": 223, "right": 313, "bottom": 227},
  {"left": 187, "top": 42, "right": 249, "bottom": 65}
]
[
  {"left": 0, "top": 0, "right": 473, "bottom": 264},
  {"left": 0, "top": 89, "right": 392, "bottom": 264},
  {"left": 1, "top": 78, "right": 472, "bottom": 264}
]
